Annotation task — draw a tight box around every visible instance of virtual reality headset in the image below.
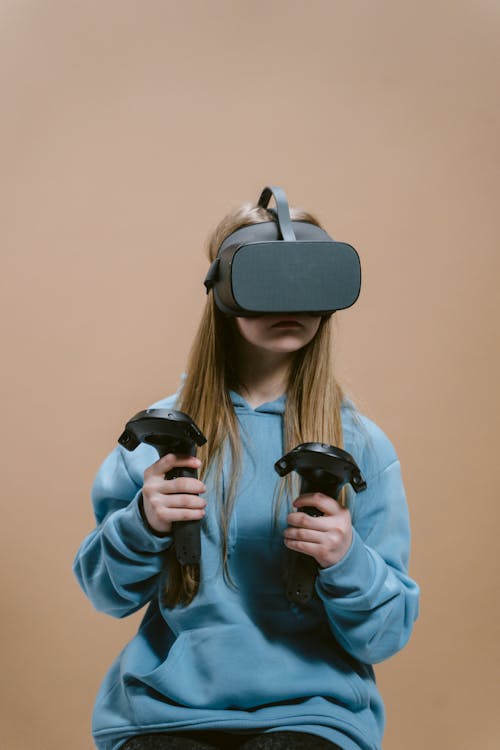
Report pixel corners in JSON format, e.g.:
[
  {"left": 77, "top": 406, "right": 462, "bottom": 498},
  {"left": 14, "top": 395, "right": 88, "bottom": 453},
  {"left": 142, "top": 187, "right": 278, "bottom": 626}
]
[{"left": 203, "top": 185, "right": 361, "bottom": 317}]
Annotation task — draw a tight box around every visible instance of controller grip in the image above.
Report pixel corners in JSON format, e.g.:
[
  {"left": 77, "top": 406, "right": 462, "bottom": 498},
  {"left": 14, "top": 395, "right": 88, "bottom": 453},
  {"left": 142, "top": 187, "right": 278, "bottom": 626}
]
[
  {"left": 286, "top": 549, "right": 318, "bottom": 604},
  {"left": 165, "top": 465, "right": 201, "bottom": 566},
  {"left": 287, "top": 505, "right": 323, "bottom": 605}
]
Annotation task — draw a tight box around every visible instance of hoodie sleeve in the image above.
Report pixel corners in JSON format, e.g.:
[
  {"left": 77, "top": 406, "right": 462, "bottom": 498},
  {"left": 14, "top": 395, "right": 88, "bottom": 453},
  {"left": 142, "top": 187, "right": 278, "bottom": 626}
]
[
  {"left": 73, "top": 443, "right": 173, "bottom": 618},
  {"left": 315, "top": 416, "right": 420, "bottom": 664}
]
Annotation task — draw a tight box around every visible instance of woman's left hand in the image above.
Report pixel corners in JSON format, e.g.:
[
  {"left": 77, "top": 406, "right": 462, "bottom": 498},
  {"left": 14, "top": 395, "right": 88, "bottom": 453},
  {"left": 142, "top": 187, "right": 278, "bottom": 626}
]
[{"left": 284, "top": 493, "right": 353, "bottom": 568}]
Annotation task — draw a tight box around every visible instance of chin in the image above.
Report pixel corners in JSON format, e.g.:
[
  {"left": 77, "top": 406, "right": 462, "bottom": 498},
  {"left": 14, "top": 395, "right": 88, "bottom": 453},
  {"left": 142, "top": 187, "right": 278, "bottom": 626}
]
[{"left": 269, "top": 339, "right": 310, "bottom": 353}]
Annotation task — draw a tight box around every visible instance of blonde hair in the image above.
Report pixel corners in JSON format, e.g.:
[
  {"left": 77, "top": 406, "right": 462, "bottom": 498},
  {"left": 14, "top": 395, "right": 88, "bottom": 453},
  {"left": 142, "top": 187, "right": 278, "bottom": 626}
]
[{"left": 164, "top": 201, "right": 350, "bottom": 607}]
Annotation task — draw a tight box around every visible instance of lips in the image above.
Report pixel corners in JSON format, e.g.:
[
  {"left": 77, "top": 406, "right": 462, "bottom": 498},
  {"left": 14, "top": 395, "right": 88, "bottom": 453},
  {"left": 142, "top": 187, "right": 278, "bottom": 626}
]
[{"left": 272, "top": 318, "right": 302, "bottom": 327}]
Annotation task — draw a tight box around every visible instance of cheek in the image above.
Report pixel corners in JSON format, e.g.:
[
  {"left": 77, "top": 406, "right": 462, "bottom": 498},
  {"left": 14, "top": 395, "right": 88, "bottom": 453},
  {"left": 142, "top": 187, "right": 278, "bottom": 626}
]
[
  {"left": 307, "top": 318, "right": 322, "bottom": 340},
  {"left": 234, "top": 318, "right": 261, "bottom": 344}
]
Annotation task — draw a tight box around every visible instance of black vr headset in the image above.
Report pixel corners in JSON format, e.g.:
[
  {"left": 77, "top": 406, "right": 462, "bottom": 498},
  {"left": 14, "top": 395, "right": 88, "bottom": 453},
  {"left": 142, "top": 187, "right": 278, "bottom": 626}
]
[{"left": 203, "top": 185, "right": 361, "bottom": 317}]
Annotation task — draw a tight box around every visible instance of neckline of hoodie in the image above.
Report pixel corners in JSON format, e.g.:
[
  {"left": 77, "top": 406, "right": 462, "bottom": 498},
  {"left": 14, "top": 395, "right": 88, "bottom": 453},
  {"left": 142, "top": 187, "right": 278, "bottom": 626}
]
[
  {"left": 228, "top": 389, "right": 286, "bottom": 414},
  {"left": 228, "top": 389, "right": 356, "bottom": 412}
]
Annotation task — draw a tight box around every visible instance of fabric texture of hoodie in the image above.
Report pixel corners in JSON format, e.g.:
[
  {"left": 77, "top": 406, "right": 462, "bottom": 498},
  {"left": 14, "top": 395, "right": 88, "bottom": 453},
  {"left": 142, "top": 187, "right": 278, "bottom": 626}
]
[{"left": 74, "top": 379, "right": 420, "bottom": 750}]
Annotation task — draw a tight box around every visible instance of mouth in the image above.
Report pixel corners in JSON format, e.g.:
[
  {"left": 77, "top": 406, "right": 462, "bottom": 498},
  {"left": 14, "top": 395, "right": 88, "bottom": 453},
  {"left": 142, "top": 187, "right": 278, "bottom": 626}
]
[{"left": 271, "top": 318, "right": 302, "bottom": 328}]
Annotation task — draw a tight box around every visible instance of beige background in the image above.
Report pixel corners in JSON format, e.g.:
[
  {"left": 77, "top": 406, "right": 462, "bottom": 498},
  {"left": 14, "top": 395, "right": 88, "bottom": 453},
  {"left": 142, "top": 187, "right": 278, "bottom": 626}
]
[{"left": 1, "top": 2, "right": 499, "bottom": 749}]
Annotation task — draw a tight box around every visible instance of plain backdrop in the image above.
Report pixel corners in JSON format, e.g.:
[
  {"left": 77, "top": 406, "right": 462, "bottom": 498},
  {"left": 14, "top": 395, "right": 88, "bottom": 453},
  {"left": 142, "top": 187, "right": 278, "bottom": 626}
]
[{"left": 1, "top": 2, "right": 499, "bottom": 749}]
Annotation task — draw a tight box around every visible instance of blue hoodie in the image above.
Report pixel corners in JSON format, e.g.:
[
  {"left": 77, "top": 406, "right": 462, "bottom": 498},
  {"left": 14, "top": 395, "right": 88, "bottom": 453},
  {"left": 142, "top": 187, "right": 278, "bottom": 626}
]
[{"left": 74, "top": 383, "right": 419, "bottom": 750}]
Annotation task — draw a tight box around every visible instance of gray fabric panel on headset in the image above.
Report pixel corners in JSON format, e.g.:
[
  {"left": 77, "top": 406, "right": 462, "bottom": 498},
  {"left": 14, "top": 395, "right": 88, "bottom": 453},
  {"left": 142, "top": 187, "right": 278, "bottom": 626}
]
[{"left": 217, "top": 221, "right": 333, "bottom": 256}]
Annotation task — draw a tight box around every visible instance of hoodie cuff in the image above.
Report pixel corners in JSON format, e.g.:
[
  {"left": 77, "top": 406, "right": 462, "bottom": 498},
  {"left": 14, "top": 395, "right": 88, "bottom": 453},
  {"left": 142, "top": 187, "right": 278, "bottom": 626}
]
[
  {"left": 316, "top": 527, "right": 375, "bottom": 598},
  {"left": 106, "top": 491, "right": 174, "bottom": 554}
]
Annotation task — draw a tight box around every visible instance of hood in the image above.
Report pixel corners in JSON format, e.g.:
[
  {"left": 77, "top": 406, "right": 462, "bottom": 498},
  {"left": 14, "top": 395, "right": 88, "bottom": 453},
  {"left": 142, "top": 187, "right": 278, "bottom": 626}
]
[{"left": 229, "top": 389, "right": 286, "bottom": 415}]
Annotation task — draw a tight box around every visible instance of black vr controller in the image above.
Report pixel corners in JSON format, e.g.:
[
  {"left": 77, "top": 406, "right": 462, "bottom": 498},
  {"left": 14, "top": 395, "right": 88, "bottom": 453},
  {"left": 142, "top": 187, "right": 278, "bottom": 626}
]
[
  {"left": 118, "top": 409, "right": 207, "bottom": 566},
  {"left": 275, "top": 443, "right": 367, "bottom": 605}
]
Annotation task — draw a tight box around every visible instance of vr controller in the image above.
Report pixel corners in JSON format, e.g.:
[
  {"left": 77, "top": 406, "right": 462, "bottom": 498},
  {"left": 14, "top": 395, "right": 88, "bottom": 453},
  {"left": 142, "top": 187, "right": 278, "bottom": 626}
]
[
  {"left": 118, "top": 409, "right": 206, "bottom": 566},
  {"left": 204, "top": 185, "right": 362, "bottom": 317},
  {"left": 274, "top": 443, "right": 367, "bottom": 605}
]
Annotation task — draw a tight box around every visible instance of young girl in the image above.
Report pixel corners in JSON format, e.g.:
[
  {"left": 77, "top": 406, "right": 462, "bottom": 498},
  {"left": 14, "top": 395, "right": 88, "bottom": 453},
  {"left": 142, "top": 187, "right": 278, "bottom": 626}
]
[{"left": 74, "top": 189, "right": 420, "bottom": 750}]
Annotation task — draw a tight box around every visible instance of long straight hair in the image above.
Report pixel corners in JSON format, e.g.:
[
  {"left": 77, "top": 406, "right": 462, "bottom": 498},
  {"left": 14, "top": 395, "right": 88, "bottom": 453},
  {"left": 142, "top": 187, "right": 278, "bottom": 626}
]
[{"left": 163, "top": 201, "right": 350, "bottom": 607}]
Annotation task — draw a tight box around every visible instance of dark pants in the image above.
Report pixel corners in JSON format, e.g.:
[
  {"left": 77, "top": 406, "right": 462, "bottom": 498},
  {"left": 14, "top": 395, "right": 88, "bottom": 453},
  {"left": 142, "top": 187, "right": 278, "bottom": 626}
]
[{"left": 121, "top": 730, "right": 341, "bottom": 749}]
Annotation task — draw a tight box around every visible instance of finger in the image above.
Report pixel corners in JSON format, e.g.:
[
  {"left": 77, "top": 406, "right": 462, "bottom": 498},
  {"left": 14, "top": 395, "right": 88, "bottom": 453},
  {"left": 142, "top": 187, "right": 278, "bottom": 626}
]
[
  {"left": 283, "top": 527, "right": 324, "bottom": 544},
  {"left": 159, "top": 475, "right": 207, "bottom": 495},
  {"left": 293, "top": 493, "right": 343, "bottom": 516},
  {"left": 146, "top": 453, "right": 202, "bottom": 478},
  {"left": 154, "top": 493, "right": 207, "bottom": 510},
  {"left": 283, "top": 538, "right": 322, "bottom": 556},
  {"left": 157, "top": 506, "right": 206, "bottom": 523},
  {"left": 287, "top": 511, "right": 335, "bottom": 530}
]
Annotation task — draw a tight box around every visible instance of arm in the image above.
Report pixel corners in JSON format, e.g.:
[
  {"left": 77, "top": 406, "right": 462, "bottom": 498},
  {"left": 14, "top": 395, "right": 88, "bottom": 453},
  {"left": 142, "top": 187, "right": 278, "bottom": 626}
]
[
  {"left": 73, "top": 445, "right": 173, "bottom": 618},
  {"left": 74, "top": 436, "right": 207, "bottom": 619},
  {"left": 314, "top": 433, "right": 420, "bottom": 664}
]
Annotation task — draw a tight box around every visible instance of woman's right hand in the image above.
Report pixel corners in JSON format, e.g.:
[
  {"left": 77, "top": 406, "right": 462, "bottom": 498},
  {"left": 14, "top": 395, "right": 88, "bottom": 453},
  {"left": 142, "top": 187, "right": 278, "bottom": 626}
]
[{"left": 141, "top": 453, "right": 207, "bottom": 534}]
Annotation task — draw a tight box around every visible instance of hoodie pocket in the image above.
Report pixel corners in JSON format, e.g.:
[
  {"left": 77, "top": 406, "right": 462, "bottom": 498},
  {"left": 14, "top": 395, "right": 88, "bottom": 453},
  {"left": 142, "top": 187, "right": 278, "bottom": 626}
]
[{"left": 126, "top": 623, "right": 367, "bottom": 712}]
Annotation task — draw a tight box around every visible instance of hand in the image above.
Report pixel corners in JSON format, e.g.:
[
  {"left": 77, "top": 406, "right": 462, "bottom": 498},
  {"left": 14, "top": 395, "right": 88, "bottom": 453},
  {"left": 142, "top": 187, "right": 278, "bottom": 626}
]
[
  {"left": 141, "top": 453, "right": 207, "bottom": 534},
  {"left": 283, "top": 492, "right": 353, "bottom": 568}
]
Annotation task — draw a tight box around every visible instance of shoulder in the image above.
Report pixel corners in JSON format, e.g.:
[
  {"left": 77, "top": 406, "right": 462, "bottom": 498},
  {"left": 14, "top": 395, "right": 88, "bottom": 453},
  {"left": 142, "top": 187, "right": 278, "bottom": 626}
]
[
  {"left": 147, "top": 392, "right": 181, "bottom": 410},
  {"left": 341, "top": 398, "right": 399, "bottom": 482}
]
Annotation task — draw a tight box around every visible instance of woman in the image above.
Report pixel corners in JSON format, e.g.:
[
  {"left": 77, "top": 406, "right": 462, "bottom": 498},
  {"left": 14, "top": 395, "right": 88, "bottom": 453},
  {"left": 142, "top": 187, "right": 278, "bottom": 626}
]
[{"left": 74, "top": 192, "right": 420, "bottom": 750}]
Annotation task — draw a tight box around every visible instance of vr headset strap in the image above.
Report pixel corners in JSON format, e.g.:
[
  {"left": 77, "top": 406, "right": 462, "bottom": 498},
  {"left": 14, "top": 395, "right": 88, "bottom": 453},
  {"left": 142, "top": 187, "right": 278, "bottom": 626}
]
[{"left": 257, "top": 186, "right": 297, "bottom": 242}]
